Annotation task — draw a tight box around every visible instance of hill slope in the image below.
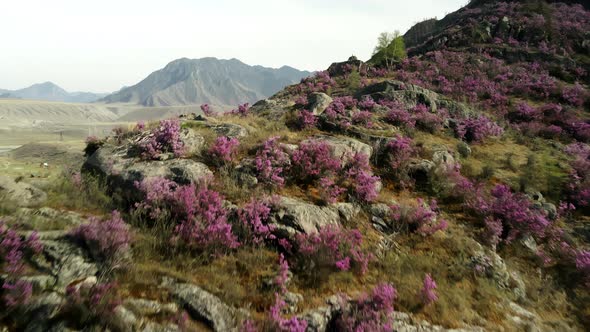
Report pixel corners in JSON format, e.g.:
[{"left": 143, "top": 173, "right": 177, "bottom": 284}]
[
  {"left": 0, "top": 82, "right": 107, "bottom": 103},
  {"left": 101, "top": 57, "right": 311, "bottom": 107}
]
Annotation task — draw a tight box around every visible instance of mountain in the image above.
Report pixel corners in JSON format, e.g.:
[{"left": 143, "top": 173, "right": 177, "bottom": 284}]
[
  {"left": 0, "top": 82, "right": 107, "bottom": 103},
  {"left": 101, "top": 57, "right": 312, "bottom": 107}
]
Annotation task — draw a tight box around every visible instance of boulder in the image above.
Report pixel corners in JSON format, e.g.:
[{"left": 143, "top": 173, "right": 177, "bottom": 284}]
[
  {"left": 250, "top": 98, "right": 291, "bottom": 120},
  {"left": 40, "top": 238, "right": 99, "bottom": 287},
  {"left": 84, "top": 142, "right": 212, "bottom": 201},
  {"left": 299, "top": 295, "right": 342, "bottom": 332},
  {"left": 308, "top": 93, "right": 333, "bottom": 115},
  {"left": 168, "top": 282, "right": 245, "bottom": 332},
  {"left": 303, "top": 135, "right": 373, "bottom": 165},
  {"left": 470, "top": 243, "right": 526, "bottom": 301},
  {"left": 179, "top": 128, "right": 206, "bottom": 156},
  {"left": 124, "top": 298, "right": 178, "bottom": 317},
  {"left": 206, "top": 123, "right": 249, "bottom": 138},
  {"left": 0, "top": 176, "right": 47, "bottom": 207},
  {"left": 272, "top": 197, "right": 342, "bottom": 236}
]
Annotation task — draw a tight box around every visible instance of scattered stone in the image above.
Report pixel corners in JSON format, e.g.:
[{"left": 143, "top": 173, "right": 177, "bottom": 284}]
[
  {"left": 168, "top": 282, "right": 246, "bottom": 332},
  {"left": 272, "top": 196, "right": 342, "bottom": 236},
  {"left": 124, "top": 298, "right": 179, "bottom": 317},
  {"left": 334, "top": 203, "right": 361, "bottom": 223},
  {"left": 308, "top": 93, "right": 333, "bottom": 115},
  {"left": 206, "top": 123, "right": 249, "bottom": 138},
  {"left": 303, "top": 135, "right": 373, "bottom": 165},
  {"left": 41, "top": 238, "right": 99, "bottom": 287}
]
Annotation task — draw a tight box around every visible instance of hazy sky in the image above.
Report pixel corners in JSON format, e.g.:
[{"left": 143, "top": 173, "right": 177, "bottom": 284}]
[{"left": 0, "top": 0, "right": 466, "bottom": 93}]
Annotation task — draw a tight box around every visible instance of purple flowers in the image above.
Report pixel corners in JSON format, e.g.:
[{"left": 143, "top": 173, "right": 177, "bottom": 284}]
[
  {"left": 200, "top": 103, "right": 214, "bottom": 116},
  {"left": 295, "top": 225, "right": 372, "bottom": 275},
  {"left": 562, "top": 83, "right": 585, "bottom": 107},
  {"left": 1, "top": 221, "right": 43, "bottom": 274},
  {"left": 134, "top": 177, "right": 239, "bottom": 255},
  {"left": 343, "top": 152, "right": 380, "bottom": 203},
  {"left": 254, "top": 137, "right": 291, "bottom": 187},
  {"left": 0, "top": 221, "right": 42, "bottom": 310},
  {"left": 138, "top": 119, "right": 185, "bottom": 160},
  {"left": 237, "top": 198, "right": 276, "bottom": 245},
  {"left": 291, "top": 140, "right": 341, "bottom": 183},
  {"left": 70, "top": 210, "right": 132, "bottom": 265},
  {"left": 455, "top": 115, "right": 504, "bottom": 143},
  {"left": 389, "top": 198, "right": 448, "bottom": 236},
  {"left": 173, "top": 186, "right": 240, "bottom": 255},
  {"left": 420, "top": 274, "right": 438, "bottom": 305},
  {"left": 2, "top": 280, "right": 33, "bottom": 309},
  {"left": 65, "top": 281, "right": 120, "bottom": 322},
  {"left": 208, "top": 136, "right": 240, "bottom": 164},
  {"left": 334, "top": 282, "right": 397, "bottom": 331},
  {"left": 227, "top": 103, "right": 250, "bottom": 117},
  {"left": 295, "top": 110, "right": 317, "bottom": 130},
  {"left": 466, "top": 184, "right": 550, "bottom": 244}
]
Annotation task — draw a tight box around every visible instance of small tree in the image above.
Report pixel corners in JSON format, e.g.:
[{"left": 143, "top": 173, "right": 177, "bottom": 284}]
[{"left": 372, "top": 31, "right": 407, "bottom": 69}]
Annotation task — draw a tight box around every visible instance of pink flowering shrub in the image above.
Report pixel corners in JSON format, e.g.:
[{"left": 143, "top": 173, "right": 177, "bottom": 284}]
[
  {"left": 2, "top": 280, "right": 33, "bottom": 310},
  {"left": 382, "top": 135, "right": 418, "bottom": 187},
  {"left": 134, "top": 177, "right": 239, "bottom": 256},
  {"left": 227, "top": 103, "right": 250, "bottom": 117},
  {"left": 295, "top": 110, "right": 317, "bottom": 130},
  {"left": 384, "top": 104, "right": 416, "bottom": 129},
  {"left": 351, "top": 111, "right": 374, "bottom": 128},
  {"left": 466, "top": 184, "right": 550, "bottom": 244},
  {"left": 296, "top": 71, "right": 336, "bottom": 94},
  {"left": 358, "top": 96, "right": 376, "bottom": 111},
  {"left": 64, "top": 281, "right": 120, "bottom": 326},
  {"left": 268, "top": 293, "right": 308, "bottom": 332},
  {"left": 295, "top": 225, "right": 372, "bottom": 277},
  {"left": 254, "top": 137, "right": 291, "bottom": 187},
  {"left": 0, "top": 221, "right": 41, "bottom": 311},
  {"left": 291, "top": 140, "right": 341, "bottom": 183},
  {"left": 562, "top": 83, "right": 585, "bottom": 107},
  {"left": 236, "top": 198, "right": 276, "bottom": 246},
  {"left": 342, "top": 152, "right": 380, "bottom": 203},
  {"left": 0, "top": 220, "right": 43, "bottom": 274},
  {"left": 455, "top": 115, "right": 504, "bottom": 143},
  {"left": 389, "top": 199, "right": 448, "bottom": 236},
  {"left": 138, "top": 119, "right": 185, "bottom": 160},
  {"left": 267, "top": 253, "right": 308, "bottom": 332},
  {"left": 208, "top": 136, "right": 240, "bottom": 165},
  {"left": 294, "top": 95, "right": 308, "bottom": 107},
  {"left": 564, "top": 143, "right": 590, "bottom": 207},
  {"left": 575, "top": 250, "right": 590, "bottom": 286},
  {"left": 70, "top": 210, "right": 132, "bottom": 266},
  {"left": 420, "top": 274, "right": 438, "bottom": 305},
  {"left": 412, "top": 104, "right": 446, "bottom": 133},
  {"left": 200, "top": 103, "right": 214, "bottom": 116},
  {"left": 173, "top": 186, "right": 240, "bottom": 256},
  {"left": 333, "top": 283, "right": 397, "bottom": 331},
  {"left": 318, "top": 177, "right": 346, "bottom": 204}
]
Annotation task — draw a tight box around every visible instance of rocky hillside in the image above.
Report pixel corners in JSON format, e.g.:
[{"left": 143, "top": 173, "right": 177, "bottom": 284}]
[
  {"left": 0, "top": 82, "right": 107, "bottom": 103},
  {"left": 0, "top": 1, "right": 589, "bottom": 331},
  {"left": 101, "top": 58, "right": 311, "bottom": 107}
]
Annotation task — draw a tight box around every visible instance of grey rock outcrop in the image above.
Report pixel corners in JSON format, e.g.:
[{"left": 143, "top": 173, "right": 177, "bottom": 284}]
[
  {"left": 303, "top": 135, "right": 373, "bottom": 164},
  {"left": 168, "top": 282, "right": 246, "bottom": 332},
  {"left": 308, "top": 93, "right": 333, "bottom": 115},
  {"left": 272, "top": 197, "right": 342, "bottom": 236},
  {"left": 84, "top": 133, "right": 212, "bottom": 201}
]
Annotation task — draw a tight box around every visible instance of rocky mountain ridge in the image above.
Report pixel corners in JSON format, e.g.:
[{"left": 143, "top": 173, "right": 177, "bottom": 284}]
[{"left": 101, "top": 57, "right": 311, "bottom": 107}]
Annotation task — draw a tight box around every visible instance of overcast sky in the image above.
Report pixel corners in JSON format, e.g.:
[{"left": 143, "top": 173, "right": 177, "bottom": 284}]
[{"left": 0, "top": 0, "right": 466, "bottom": 93}]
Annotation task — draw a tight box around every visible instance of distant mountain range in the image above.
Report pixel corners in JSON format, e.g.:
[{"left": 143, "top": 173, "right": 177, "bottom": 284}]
[
  {"left": 100, "top": 57, "right": 312, "bottom": 107},
  {"left": 0, "top": 82, "right": 108, "bottom": 103}
]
